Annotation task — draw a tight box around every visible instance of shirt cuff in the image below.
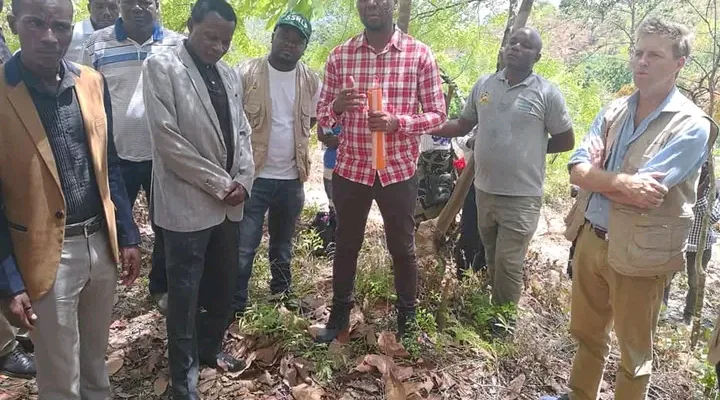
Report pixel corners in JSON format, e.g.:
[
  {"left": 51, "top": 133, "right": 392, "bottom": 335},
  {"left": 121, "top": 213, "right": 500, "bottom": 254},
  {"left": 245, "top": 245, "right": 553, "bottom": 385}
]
[
  {"left": 117, "top": 228, "right": 141, "bottom": 248},
  {"left": 0, "top": 254, "right": 26, "bottom": 298},
  {"left": 396, "top": 115, "right": 411, "bottom": 136}
]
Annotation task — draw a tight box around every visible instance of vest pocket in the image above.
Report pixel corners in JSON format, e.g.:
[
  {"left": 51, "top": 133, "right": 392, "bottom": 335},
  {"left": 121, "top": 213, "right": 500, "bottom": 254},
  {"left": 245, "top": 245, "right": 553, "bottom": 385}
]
[
  {"left": 7, "top": 220, "right": 28, "bottom": 232},
  {"left": 626, "top": 220, "right": 688, "bottom": 268},
  {"left": 244, "top": 102, "right": 262, "bottom": 130}
]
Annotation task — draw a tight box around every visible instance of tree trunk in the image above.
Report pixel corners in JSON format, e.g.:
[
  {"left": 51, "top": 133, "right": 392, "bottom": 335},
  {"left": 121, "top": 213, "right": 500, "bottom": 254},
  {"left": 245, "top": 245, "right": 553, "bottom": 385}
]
[
  {"left": 397, "top": 0, "right": 412, "bottom": 33},
  {"left": 496, "top": 0, "right": 518, "bottom": 71},
  {"left": 512, "top": 0, "right": 535, "bottom": 32}
]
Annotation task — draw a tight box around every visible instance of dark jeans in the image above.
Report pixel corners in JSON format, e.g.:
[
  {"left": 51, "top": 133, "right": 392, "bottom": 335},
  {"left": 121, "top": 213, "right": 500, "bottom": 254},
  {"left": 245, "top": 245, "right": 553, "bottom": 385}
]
[
  {"left": 456, "top": 185, "right": 486, "bottom": 277},
  {"left": 663, "top": 248, "right": 712, "bottom": 318},
  {"left": 164, "top": 219, "right": 239, "bottom": 400},
  {"left": 233, "top": 178, "right": 305, "bottom": 312},
  {"left": 119, "top": 159, "right": 166, "bottom": 295},
  {"left": 332, "top": 173, "right": 419, "bottom": 313}
]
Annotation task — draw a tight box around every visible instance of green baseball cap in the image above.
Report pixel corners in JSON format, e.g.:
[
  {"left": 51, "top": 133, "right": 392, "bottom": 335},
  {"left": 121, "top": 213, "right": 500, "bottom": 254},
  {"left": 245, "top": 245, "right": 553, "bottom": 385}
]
[{"left": 276, "top": 11, "right": 312, "bottom": 42}]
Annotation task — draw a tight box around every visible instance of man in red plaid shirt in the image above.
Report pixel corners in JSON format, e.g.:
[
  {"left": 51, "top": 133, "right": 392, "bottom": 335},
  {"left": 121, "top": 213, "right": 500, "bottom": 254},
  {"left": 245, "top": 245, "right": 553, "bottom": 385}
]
[{"left": 313, "top": 0, "right": 446, "bottom": 343}]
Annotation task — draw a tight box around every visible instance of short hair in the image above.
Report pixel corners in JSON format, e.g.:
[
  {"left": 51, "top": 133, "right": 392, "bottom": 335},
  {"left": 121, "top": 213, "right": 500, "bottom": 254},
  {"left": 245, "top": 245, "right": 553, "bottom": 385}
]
[
  {"left": 190, "top": 0, "right": 236, "bottom": 24},
  {"left": 12, "top": 0, "right": 72, "bottom": 15},
  {"left": 636, "top": 17, "right": 693, "bottom": 59}
]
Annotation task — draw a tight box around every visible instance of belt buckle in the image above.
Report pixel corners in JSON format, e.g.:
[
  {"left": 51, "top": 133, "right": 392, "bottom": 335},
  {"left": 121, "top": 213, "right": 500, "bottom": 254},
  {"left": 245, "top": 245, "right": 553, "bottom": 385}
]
[
  {"left": 83, "top": 219, "right": 99, "bottom": 238},
  {"left": 83, "top": 222, "right": 92, "bottom": 238}
]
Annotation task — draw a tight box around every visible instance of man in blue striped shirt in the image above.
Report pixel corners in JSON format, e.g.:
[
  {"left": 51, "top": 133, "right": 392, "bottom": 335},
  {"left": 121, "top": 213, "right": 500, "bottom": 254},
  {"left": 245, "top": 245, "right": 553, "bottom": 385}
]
[{"left": 81, "top": 0, "right": 183, "bottom": 312}]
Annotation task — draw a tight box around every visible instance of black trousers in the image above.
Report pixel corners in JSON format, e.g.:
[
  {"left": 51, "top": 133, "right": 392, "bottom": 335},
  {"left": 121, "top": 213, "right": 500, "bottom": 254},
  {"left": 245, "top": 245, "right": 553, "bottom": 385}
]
[{"left": 164, "top": 219, "right": 239, "bottom": 400}]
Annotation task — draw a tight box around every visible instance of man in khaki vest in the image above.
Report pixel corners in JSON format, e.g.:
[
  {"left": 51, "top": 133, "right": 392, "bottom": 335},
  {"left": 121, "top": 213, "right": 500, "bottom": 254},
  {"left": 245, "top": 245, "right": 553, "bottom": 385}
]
[
  {"left": 0, "top": 0, "right": 141, "bottom": 397},
  {"left": 233, "top": 12, "right": 319, "bottom": 314},
  {"left": 542, "top": 18, "right": 715, "bottom": 400}
]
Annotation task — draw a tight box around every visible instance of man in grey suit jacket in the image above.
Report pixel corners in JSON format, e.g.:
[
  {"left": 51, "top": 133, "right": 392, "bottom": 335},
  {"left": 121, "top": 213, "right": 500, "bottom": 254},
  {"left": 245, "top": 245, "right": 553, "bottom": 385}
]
[{"left": 142, "top": 0, "right": 254, "bottom": 397}]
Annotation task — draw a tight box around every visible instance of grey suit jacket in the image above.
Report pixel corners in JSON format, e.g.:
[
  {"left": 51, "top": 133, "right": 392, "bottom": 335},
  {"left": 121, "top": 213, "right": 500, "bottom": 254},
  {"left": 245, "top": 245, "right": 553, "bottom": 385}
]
[{"left": 142, "top": 44, "right": 254, "bottom": 232}]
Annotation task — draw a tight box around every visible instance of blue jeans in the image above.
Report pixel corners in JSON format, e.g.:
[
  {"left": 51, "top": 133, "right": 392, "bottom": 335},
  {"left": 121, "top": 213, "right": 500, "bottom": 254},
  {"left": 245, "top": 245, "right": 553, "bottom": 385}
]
[
  {"left": 119, "top": 159, "right": 166, "bottom": 295},
  {"left": 233, "top": 178, "right": 305, "bottom": 312},
  {"left": 164, "top": 220, "right": 239, "bottom": 400}
]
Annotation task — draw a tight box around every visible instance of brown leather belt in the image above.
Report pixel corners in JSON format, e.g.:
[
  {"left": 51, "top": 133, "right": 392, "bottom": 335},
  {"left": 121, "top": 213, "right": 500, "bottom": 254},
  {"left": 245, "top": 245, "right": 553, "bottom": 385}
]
[
  {"left": 65, "top": 215, "right": 103, "bottom": 237},
  {"left": 586, "top": 220, "right": 608, "bottom": 241}
]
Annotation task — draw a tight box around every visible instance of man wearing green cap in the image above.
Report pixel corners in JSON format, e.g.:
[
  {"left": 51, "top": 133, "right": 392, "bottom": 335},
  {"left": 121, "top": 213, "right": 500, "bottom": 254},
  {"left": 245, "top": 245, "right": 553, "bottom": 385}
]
[{"left": 233, "top": 12, "right": 320, "bottom": 315}]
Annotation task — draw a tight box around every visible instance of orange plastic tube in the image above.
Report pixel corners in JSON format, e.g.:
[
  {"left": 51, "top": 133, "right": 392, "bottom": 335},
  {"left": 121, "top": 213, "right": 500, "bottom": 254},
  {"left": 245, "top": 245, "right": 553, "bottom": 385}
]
[{"left": 368, "top": 86, "right": 386, "bottom": 170}]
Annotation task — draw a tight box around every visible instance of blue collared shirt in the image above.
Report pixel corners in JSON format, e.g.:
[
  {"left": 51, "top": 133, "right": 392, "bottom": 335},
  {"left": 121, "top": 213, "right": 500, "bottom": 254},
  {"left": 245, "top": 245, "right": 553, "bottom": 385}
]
[{"left": 568, "top": 87, "right": 711, "bottom": 230}]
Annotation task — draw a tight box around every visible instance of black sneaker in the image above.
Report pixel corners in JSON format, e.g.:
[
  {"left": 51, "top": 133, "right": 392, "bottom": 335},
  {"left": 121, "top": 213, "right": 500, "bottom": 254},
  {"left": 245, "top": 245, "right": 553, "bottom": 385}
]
[{"left": 0, "top": 345, "right": 36, "bottom": 379}]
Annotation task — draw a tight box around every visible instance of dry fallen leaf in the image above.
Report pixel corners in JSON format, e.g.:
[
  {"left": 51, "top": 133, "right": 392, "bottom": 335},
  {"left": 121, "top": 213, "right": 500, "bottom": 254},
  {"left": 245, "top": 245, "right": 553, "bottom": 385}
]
[
  {"left": 348, "top": 379, "right": 380, "bottom": 394},
  {"left": 198, "top": 379, "right": 215, "bottom": 394},
  {"left": 251, "top": 344, "right": 280, "bottom": 367},
  {"left": 328, "top": 339, "right": 351, "bottom": 364},
  {"left": 200, "top": 368, "right": 218, "bottom": 381},
  {"left": 349, "top": 306, "right": 365, "bottom": 330},
  {"left": 153, "top": 375, "right": 169, "bottom": 396},
  {"left": 394, "top": 365, "right": 414, "bottom": 381},
  {"left": 355, "top": 354, "right": 414, "bottom": 383},
  {"left": 404, "top": 376, "right": 434, "bottom": 396},
  {"left": 503, "top": 374, "right": 526, "bottom": 400},
  {"left": 291, "top": 383, "right": 325, "bottom": 400},
  {"left": 257, "top": 370, "right": 275, "bottom": 386},
  {"left": 236, "top": 380, "right": 257, "bottom": 390},
  {"left": 280, "top": 354, "right": 298, "bottom": 387},
  {"left": 106, "top": 350, "right": 124, "bottom": 376},
  {"left": 377, "top": 332, "right": 410, "bottom": 358},
  {"left": 384, "top": 372, "right": 406, "bottom": 400},
  {"left": 294, "top": 358, "right": 314, "bottom": 384},
  {"left": 307, "top": 324, "right": 324, "bottom": 340}
]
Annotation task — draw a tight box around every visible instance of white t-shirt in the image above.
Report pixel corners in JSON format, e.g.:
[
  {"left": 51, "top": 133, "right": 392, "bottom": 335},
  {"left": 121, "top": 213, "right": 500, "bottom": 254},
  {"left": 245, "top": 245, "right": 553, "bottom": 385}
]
[{"left": 259, "top": 62, "right": 320, "bottom": 180}]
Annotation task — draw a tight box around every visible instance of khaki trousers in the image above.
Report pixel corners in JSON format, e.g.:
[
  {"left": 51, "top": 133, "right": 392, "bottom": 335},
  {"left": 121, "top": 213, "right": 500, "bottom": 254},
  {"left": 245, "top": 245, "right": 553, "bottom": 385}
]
[
  {"left": 569, "top": 223, "right": 668, "bottom": 400},
  {"left": 0, "top": 314, "right": 17, "bottom": 357},
  {"left": 475, "top": 190, "right": 542, "bottom": 305},
  {"left": 30, "top": 229, "right": 117, "bottom": 400}
]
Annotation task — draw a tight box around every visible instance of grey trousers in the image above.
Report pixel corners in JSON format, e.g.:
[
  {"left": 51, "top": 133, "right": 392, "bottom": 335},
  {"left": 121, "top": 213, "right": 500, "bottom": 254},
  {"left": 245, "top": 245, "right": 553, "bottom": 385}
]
[
  {"left": 30, "top": 229, "right": 117, "bottom": 400},
  {"left": 475, "top": 189, "right": 542, "bottom": 306}
]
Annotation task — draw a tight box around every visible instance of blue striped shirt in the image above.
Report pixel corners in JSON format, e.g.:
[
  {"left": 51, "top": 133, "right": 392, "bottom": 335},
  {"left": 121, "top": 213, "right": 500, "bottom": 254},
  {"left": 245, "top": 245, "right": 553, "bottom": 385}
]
[{"left": 81, "top": 19, "right": 184, "bottom": 162}]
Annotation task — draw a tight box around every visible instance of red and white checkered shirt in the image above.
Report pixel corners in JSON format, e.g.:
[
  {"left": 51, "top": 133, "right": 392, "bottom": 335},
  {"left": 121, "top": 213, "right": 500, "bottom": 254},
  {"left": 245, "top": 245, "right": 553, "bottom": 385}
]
[{"left": 317, "top": 28, "right": 447, "bottom": 187}]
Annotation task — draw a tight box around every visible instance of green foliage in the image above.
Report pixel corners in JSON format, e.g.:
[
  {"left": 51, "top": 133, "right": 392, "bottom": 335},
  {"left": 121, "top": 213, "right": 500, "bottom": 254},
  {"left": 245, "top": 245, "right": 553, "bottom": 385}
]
[{"left": 582, "top": 53, "right": 632, "bottom": 92}]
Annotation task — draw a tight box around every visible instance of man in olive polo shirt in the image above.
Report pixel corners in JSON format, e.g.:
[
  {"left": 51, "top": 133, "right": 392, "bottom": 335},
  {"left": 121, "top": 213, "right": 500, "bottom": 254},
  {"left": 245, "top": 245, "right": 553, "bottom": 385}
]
[{"left": 431, "top": 27, "right": 575, "bottom": 325}]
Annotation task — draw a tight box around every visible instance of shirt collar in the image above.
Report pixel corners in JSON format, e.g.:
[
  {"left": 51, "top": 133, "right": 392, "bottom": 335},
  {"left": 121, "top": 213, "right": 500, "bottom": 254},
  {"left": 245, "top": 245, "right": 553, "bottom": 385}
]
[
  {"left": 82, "top": 19, "right": 96, "bottom": 34},
  {"left": 4, "top": 52, "right": 80, "bottom": 89},
  {"left": 498, "top": 69, "right": 536, "bottom": 87},
  {"left": 184, "top": 40, "right": 216, "bottom": 70},
  {"left": 627, "top": 86, "right": 686, "bottom": 114},
  {"left": 18, "top": 55, "right": 78, "bottom": 96},
  {"left": 114, "top": 18, "right": 164, "bottom": 43},
  {"left": 354, "top": 26, "right": 406, "bottom": 53}
]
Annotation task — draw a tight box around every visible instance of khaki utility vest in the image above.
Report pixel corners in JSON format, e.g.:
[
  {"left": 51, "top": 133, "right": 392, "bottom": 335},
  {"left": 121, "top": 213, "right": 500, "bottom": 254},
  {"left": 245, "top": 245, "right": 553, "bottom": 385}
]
[
  {"left": 238, "top": 57, "right": 319, "bottom": 182},
  {"left": 564, "top": 95, "right": 718, "bottom": 276}
]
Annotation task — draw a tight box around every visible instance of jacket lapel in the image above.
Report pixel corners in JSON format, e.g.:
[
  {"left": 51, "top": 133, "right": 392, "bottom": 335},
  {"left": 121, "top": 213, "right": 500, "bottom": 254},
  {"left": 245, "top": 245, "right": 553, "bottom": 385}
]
[
  {"left": 178, "top": 46, "right": 223, "bottom": 140},
  {"left": 7, "top": 83, "right": 61, "bottom": 190}
]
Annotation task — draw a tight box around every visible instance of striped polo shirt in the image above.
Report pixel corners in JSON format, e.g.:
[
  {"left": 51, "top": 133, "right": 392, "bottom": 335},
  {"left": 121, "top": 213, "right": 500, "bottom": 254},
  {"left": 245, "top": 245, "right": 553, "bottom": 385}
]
[{"left": 81, "top": 19, "right": 184, "bottom": 162}]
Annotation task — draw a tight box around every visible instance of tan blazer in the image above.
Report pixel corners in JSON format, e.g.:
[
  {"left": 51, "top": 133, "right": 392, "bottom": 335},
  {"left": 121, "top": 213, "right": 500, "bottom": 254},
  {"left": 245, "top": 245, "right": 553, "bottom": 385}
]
[
  {"left": 142, "top": 44, "right": 254, "bottom": 233},
  {"left": 0, "top": 60, "right": 119, "bottom": 300}
]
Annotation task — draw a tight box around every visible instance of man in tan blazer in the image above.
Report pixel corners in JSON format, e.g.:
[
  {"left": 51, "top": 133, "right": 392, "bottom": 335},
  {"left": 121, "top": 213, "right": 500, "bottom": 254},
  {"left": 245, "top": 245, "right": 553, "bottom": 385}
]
[
  {"left": 0, "top": 0, "right": 141, "bottom": 397},
  {"left": 142, "top": 0, "right": 254, "bottom": 397}
]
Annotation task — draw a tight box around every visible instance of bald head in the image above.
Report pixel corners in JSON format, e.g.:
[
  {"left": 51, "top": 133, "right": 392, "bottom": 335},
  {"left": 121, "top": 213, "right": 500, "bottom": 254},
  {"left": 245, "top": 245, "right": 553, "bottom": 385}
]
[
  {"left": 504, "top": 27, "right": 543, "bottom": 72},
  {"left": 515, "top": 27, "right": 543, "bottom": 51}
]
